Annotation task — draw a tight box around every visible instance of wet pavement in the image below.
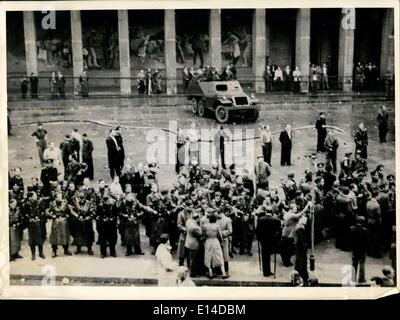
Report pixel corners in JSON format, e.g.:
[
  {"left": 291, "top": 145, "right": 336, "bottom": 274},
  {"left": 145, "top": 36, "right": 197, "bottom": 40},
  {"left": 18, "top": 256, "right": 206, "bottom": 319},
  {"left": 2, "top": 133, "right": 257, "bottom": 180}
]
[{"left": 7, "top": 99, "right": 396, "bottom": 286}]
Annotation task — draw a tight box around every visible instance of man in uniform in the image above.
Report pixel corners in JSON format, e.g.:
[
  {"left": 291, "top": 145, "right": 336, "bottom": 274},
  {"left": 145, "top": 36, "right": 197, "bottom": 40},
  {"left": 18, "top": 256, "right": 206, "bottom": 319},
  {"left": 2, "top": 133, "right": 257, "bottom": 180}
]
[
  {"left": 40, "top": 159, "right": 58, "bottom": 197},
  {"left": 184, "top": 211, "right": 202, "bottom": 277},
  {"left": 97, "top": 194, "right": 118, "bottom": 258}
]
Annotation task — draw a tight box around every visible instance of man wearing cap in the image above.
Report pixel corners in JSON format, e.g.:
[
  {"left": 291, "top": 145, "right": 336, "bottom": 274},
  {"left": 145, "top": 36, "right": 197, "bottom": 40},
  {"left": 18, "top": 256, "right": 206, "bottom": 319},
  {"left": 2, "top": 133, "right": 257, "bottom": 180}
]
[
  {"left": 315, "top": 112, "right": 327, "bottom": 153},
  {"left": 184, "top": 211, "right": 202, "bottom": 277},
  {"left": 324, "top": 130, "right": 339, "bottom": 174},
  {"left": 350, "top": 216, "right": 368, "bottom": 283},
  {"left": 97, "top": 194, "right": 118, "bottom": 258},
  {"left": 256, "top": 206, "right": 281, "bottom": 277},
  {"left": 279, "top": 124, "right": 292, "bottom": 166},
  {"left": 177, "top": 206, "right": 191, "bottom": 266},
  {"left": 255, "top": 156, "right": 271, "bottom": 192},
  {"left": 354, "top": 123, "right": 368, "bottom": 159},
  {"left": 82, "top": 133, "right": 94, "bottom": 180},
  {"left": 40, "top": 159, "right": 58, "bottom": 197},
  {"left": 31, "top": 123, "right": 47, "bottom": 166}
]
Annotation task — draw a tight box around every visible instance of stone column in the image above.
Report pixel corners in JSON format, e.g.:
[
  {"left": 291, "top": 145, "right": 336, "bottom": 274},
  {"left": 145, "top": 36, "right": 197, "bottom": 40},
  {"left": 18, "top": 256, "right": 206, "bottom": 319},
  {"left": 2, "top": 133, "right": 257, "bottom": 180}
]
[
  {"left": 252, "top": 9, "right": 266, "bottom": 93},
  {"left": 23, "top": 11, "right": 38, "bottom": 76},
  {"left": 295, "top": 9, "right": 311, "bottom": 93},
  {"left": 70, "top": 11, "right": 84, "bottom": 91},
  {"left": 209, "top": 9, "right": 222, "bottom": 72},
  {"left": 118, "top": 10, "right": 131, "bottom": 95},
  {"left": 380, "top": 8, "right": 394, "bottom": 79},
  {"left": 338, "top": 8, "right": 355, "bottom": 92},
  {"left": 164, "top": 10, "right": 177, "bottom": 95}
]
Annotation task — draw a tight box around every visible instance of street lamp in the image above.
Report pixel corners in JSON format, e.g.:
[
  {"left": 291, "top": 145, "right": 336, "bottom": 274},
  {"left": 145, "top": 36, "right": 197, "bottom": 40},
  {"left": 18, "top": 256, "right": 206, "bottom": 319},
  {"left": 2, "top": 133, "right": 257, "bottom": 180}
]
[{"left": 309, "top": 154, "right": 317, "bottom": 271}]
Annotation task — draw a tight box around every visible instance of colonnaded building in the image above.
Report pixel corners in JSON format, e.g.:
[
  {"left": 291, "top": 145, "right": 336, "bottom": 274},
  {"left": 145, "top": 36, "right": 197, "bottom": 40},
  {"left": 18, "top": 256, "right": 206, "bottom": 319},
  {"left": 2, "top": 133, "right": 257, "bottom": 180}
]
[{"left": 6, "top": 8, "right": 394, "bottom": 96}]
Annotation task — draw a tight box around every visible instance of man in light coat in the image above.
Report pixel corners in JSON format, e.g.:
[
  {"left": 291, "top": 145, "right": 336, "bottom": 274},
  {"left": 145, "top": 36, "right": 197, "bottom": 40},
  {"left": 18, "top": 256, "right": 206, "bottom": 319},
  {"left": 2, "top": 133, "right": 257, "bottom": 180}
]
[
  {"left": 155, "top": 233, "right": 177, "bottom": 287},
  {"left": 216, "top": 210, "right": 233, "bottom": 276}
]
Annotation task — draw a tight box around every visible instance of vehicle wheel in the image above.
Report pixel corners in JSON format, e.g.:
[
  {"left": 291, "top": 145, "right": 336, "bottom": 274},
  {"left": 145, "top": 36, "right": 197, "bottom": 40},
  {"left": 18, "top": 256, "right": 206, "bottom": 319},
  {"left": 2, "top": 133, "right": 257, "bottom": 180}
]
[
  {"left": 215, "top": 105, "right": 229, "bottom": 124},
  {"left": 198, "top": 100, "right": 206, "bottom": 117},
  {"left": 250, "top": 109, "right": 259, "bottom": 123},
  {"left": 190, "top": 98, "right": 198, "bottom": 114}
]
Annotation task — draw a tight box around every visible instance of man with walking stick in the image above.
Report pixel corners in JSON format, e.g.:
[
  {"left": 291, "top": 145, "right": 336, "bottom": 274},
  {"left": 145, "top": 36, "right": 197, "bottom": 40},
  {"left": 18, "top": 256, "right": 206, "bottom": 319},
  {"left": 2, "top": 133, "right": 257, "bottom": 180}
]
[{"left": 256, "top": 205, "right": 281, "bottom": 277}]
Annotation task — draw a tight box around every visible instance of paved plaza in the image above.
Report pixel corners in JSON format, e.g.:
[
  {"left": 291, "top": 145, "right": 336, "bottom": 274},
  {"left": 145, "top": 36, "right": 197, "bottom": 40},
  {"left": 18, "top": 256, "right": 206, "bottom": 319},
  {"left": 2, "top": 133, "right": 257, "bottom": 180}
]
[{"left": 7, "top": 97, "right": 395, "bottom": 286}]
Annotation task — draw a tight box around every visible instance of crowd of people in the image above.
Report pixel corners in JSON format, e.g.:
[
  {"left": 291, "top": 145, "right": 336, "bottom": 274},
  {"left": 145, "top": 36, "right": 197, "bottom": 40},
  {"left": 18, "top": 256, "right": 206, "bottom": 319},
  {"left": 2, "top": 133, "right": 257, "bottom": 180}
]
[
  {"left": 20, "top": 70, "right": 89, "bottom": 99},
  {"left": 8, "top": 105, "right": 395, "bottom": 286}
]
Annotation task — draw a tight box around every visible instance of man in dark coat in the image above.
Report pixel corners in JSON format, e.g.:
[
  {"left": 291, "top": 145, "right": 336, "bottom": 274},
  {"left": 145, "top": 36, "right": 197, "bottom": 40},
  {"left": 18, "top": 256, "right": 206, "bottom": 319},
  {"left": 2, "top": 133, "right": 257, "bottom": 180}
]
[
  {"left": 40, "top": 159, "right": 58, "bottom": 197},
  {"left": 377, "top": 105, "right": 389, "bottom": 143},
  {"left": 133, "top": 163, "right": 147, "bottom": 204},
  {"left": 60, "top": 134, "right": 73, "bottom": 180},
  {"left": 294, "top": 215, "right": 309, "bottom": 283},
  {"left": 29, "top": 72, "right": 39, "bottom": 98},
  {"left": 114, "top": 126, "right": 125, "bottom": 171},
  {"left": 366, "top": 191, "right": 382, "bottom": 258},
  {"left": 21, "top": 74, "right": 29, "bottom": 99},
  {"left": 350, "top": 216, "right": 368, "bottom": 283},
  {"left": 214, "top": 126, "right": 229, "bottom": 169},
  {"left": 97, "top": 195, "right": 118, "bottom": 258},
  {"left": 256, "top": 206, "right": 281, "bottom": 277},
  {"left": 82, "top": 133, "right": 94, "bottom": 180},
  {"left": 315, "top": 112, "right": 327, "bottom": 153},
  {"left": 106, "top": 129, "right": 124, "bottom": 179},
  {"left": 354, "top": 123, "right": 368, "bottom": 159},
  {"left": 279, "top": 124, "right": 292, "bottom": 166},
  {"left": 334, "top": 186, "right": 354, "bottom": 251}
]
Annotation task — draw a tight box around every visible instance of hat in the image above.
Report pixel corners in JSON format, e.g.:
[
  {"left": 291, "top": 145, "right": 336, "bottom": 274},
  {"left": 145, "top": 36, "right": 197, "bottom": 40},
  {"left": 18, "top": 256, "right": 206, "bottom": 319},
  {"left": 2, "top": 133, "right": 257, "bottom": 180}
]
[
  {"left": 229, "top": 163, "right": 235, "bottom": 170},
  {"left": 212, "top": 164, "right": 219, "bottom": 169},
  {"left": 317, "top": 163, "right": 325, "bottom": 168},
  {"left": 82, "top": 133, "right": 87, "bottom": 137},
  {"left": 44, "top": 159, "right": 53, "bottom": 164},
  {"left": 387, "top": 174, "right": 395, "bottom": 180},
  {"left": 65, "top": 134, "right": 71, "bottom": 139},
  {"left": 37, "top": 122, "right": 43, "bottom": 126},
  {"left": 265, "top": 206, "right": 273, "bottom": 213},
  {"left": 345, "top": 151, "right": 352, "bottom": 156},
  {"left": 288, "top": 172, "right": 295, "bottom": 178},
  {"left": 356, "top": 149, "right": 361, "bottom": 154}
]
